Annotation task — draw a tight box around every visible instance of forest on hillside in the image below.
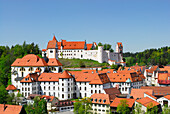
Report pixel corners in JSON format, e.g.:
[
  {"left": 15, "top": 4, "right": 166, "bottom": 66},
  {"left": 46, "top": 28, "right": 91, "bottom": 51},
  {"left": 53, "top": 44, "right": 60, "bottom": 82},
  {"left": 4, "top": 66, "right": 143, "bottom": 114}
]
[
  {"left": 123, "top": 46, "right": 170, "bottom": 67},
  {"left": 0, "top": 42, "right": 41, "bottom": 87}
]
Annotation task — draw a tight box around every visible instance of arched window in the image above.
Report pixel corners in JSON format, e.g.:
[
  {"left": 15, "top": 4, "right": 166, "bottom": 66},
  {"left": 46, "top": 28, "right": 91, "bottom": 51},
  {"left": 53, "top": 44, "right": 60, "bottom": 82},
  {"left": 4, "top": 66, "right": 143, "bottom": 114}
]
[
  {"left": 20, "top": 67, "right": 25, "bottom": 71},
  {"left": 37, "top": 67, "right": 42, "bottom": 72},
  {"left": 28, "top": 67, "right": 33, "bottom": 71}
]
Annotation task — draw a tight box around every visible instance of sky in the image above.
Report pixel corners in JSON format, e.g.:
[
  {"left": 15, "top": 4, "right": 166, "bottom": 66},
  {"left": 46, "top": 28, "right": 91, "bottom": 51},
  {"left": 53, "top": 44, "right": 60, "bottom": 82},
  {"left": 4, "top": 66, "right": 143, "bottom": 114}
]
[{"left": 0, "top": 0, "right": 170, "bottom": 52}]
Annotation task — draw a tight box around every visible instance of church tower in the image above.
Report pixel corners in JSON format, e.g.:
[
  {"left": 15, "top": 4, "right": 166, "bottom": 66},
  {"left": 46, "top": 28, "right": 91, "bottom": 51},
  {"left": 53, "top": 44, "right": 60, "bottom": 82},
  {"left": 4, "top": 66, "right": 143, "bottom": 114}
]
[{"left": 116, "top": 42, "right": 123, "bottom": 54}]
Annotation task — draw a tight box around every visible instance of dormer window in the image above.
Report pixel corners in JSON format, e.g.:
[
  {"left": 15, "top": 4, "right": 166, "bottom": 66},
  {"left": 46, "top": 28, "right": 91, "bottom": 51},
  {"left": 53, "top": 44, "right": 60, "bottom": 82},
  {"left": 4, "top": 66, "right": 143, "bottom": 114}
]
[
  {"left": 50, "top": 50, "right": 53, "bottom": 53},
  {"left": 103, "top": 99, "right": 106, "bottom": 103},
  {"left": 91, "top": 98, "right": 93, "bottom": 101},
  {"left": 95, "top": 99, "right": 97, "bottom": 102},
  {"left": 99, "top": 99, "right": 102, "bottom": 103}
]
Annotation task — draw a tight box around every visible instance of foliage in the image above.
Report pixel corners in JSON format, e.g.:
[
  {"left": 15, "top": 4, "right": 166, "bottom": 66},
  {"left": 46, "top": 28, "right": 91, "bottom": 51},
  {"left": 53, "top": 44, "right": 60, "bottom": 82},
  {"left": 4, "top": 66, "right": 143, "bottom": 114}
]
[
  {"left": 74, "top": 97, "right": 92, "bottom": 114},
  {"left": 0, "top": 42, "right": 41, "bottom": 87},
  {"left": 133, "top": 103, "right": 142, "bottom": 114},
  {"left": 25, "top": 96, "right": 47, "bottom": 114},
  {"left": 146, "top": 103, "right": 158, "bottom": 114},
  {"left": 124, "top": 46, "right": 170, "bottom": 66},
  {"left": 6, "top": 93, "right": 15, "bottom": 105},
  {"left": 16, "top": 92, "right": 22, "bottom": 97},
  {"left": 0, "top": 83, "right": 8, "bottom": 104},
  {"left": 79, "top": 61, "right": 86, "bottom": 68},
  {"left": 116, "top": 99, "right": 130, "bottom": 114},
  {"left": 59, "top": 58, "right": 109, "bottom": 68},
  {"left": 162, "top": 104, "right": 170, "bottom": 114},
  {"left": 97, "top": 42, "right": 114, "bottom": 52}
]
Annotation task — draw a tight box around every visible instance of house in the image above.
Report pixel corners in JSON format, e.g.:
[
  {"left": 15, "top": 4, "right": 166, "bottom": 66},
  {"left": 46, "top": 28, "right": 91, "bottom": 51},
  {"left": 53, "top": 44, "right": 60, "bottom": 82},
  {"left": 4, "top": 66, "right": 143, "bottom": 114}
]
[
  {"left": 55, "top": 100, "right": 74, "bottom": 112},
  {"left": 90, "top": 93, "right": 111, "bottom": 114},
  {"left": 110, "top": 98, "right": 135, "bottom": 113},
  {"left": 130, "top": 88, "right": 153, "bottom": 99},
  {"left": 135, "top": 97, "right": 161, "bottom": 113},
  {"left": 42, "top": 36, "right": 125, "bottom": 66},
  {"left": 144, "top": 66, "right": 160, "bottom": 86},
  {"left": 157, "top": 95, "right": 170, "bottom": 107},
  {"left": 141, "top": 86, "right": 170, "bottom": 98},
  {"left": 26, "top": 94, "right": 41, "bottom": 105},
  {"left": 0, "top": 104, "right": 26, "bottom": 114},
  {"left": 41, "top": 95, "right": 58, "bottom": 111},
  {"left": 157, "top": 71, "right": 170, "bottom": 86},
  {"left": 6, "top": 84, "right": 18, "bottom": 95}
]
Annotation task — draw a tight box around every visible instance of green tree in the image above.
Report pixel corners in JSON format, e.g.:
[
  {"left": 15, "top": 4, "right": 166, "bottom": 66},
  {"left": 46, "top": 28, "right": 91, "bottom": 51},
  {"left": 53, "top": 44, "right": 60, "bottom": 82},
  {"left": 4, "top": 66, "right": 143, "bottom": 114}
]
[
  {"left": 0, "top": 84, "right": 8, "bottom": 104},
  {"left": 74, "top": 97, "right": 92, "bottom": 114},
  {"left": 146, "top": 103, "right": 158, "bottom": 114},
  {"left": 134, "top": 103, "right": 142, "bottom": 114},
  {"left": 79, "top": 61, "right": 86, "bottom": 68},
  {"left": 116, "top": 99, "right": 130, "bottom": 114},
  {"left": 6, "top": 93, "right": 15, "bottom": 105},
  {"left": 162, "top": 104, "right": 170, "bottom": 114}
]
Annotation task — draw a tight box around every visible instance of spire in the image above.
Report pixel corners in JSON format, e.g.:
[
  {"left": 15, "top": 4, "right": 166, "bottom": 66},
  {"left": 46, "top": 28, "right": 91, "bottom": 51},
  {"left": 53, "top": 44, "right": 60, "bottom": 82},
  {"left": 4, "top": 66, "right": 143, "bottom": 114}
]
[{"left": 52, "top": 35, "right": 57, "bottom": 41}]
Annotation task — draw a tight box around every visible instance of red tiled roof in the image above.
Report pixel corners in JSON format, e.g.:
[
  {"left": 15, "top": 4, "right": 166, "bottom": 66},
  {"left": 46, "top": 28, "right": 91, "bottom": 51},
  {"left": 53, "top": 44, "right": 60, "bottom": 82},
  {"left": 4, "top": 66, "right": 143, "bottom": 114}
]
[
  {"left": 110, "top": 98, "right": 135, "bottom": 108},
  {"left": 107, "top": 70, "right": 144, "bottom": 82},
  {"left": 41, "top": 95, "right": 55, "bottom": 102},
  {"left": 130, "top": 89, "right": 153, "bottom": 99},
  {"left": 38, "top": 70, "right": 73, "bottom": 82},
  {"left": 42, "top": 49, "right": 46, "bottom": 51},
  {"left": 160, "top": 66, "right": 170, "bottom": 73},
  {"left": 158, "top": 73, "right": 170, "bottom": 81},
  {"left": 144, "top": 92, "right": 157, "bottom": 100},
  {"left": 87, "top": 44, "right": 93, "bottom": 50},
  {"left": 146, "top": 66, "right": 158, "bottom": 73},
  {"left": 89, "top": 73, "right": 110, "bottom": 84},
  {"left": 48, "top": 58, "right": 62, "bottom": 66},
  {"left": 21, "top": 73, "right": 39, "bottom": 83},
  {"left": 47, "top": 36, "right": 57, "bottom": 49},
  {"left": 136, "top": 97, "right": 159, "bottom": 108},
  {"left": 6, "top": 85, "right": 17, "bottom": 90},
  {"left": 11, "top": 54, "right": 48, "bottom": 67},
  {"left": 164, "top": 95, "right": 170, "bottom": 100},
  {"left": 104, "top": 88, "right": 121, "bottom": 100},
  {"left": 117, "top": 42, "right": 123, "bottom": 47},
  {"left": 90, "top": 93, "right": 110, "bottom": 105},
  {"left": 141, "top": 86, "right": 170, "bottom": 96},
  {"left": 0, "top": 104, "right": 23, "bottom": 114}
]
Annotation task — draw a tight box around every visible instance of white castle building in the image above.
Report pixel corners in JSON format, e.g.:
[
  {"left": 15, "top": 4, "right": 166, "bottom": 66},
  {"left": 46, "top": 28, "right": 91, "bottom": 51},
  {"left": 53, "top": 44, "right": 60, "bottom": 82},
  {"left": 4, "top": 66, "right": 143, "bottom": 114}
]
[{"left": 42, "top": 36, "right": 125, "bottom": 66}]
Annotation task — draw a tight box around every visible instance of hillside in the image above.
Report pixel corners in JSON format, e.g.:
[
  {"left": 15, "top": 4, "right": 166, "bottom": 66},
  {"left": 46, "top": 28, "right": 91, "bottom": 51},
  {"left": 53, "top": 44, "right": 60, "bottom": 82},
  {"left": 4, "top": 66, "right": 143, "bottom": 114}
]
[
  {"left": 58, "top": 58, "right": 109, "bottom": 68},
  {"left": 123, "top": 46, "right": 170, "bottom": 66}
]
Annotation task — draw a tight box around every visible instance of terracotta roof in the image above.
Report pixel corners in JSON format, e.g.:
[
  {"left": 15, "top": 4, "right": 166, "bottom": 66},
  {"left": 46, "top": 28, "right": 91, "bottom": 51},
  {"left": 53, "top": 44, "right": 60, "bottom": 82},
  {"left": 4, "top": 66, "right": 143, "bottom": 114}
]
[
  {"left": 130, "top": 89, "right": 153, "bottom": 99},
  {"left": 117, "top": 42, "right": 123, "bottom": 47},
  {"left": 110, "top": 98, "right": 135, "bottom": 108},
  {"left": 0, "top": 104, "right": 23, "bottom": 114},
  {"left": 146, "top": 66, "right": 158, "bottom": 73},
  {"left": 11, "top": 54, "right": 48, "bottom": 67},
  {"left": 164, "top": 95, "right": 170, "bottom": 100},
  {"left": 160, "top": 66, "right": 170, "bottom": 73},
  {"left": 107, "top": 70, "right": 144, "bottom": 82},
  {"left": 136, "top": 97, "right": 160, "bottom": 108},
  {"left": 6, "top": 85, "right": 17, "bottom": 90},
  {"left": 90, "top": 93, "right": 110, "bottom": 105},
  {"left": 21, "top": 73, "right": 39, "bottom": 83},
  {"left": 158, "top": 73, "right": 170, "bottom": 81},
  {"left": 42, "top": 49, "right": 46, "bottom": 51},
  {"left": 38, "top": 70, "right": 73, "bottom": 82},
  {"left": 47, "top": 36, "right": 58, "bottom": 49},
  {"left": 89, "top": 73, "right": 110, "bottom": 84},
  {"left": 141, "top": 86, "right": 170, "bottom": 96},
  {"left": 104, "top": 88, "right": 121, "bottom": 100},
  {"left": 144, "top": 92, "right": 157, "bottom": 100},
  {"left": 86, "top": 44, "right": 93, "bottom": 50},
  {"left": 41, "top": 95, "right": 55, "bottom": 102},
  {"left": 48, "top": 58, "right": 62, "bottom": 66}
]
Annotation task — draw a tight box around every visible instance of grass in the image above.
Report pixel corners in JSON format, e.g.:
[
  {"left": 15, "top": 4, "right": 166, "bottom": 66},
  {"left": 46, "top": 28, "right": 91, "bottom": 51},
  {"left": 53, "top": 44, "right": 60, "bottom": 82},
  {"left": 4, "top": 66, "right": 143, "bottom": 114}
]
[{"left": 58, "top": 58, "right": 109, "bottom": 68}]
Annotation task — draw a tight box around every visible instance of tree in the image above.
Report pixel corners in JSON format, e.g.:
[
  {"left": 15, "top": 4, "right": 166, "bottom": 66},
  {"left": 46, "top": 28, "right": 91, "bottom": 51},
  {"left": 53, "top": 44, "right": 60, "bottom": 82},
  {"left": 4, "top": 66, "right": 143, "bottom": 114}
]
[
  {"left": 111, "top": 64, "right": 118, "bottom": 70},
  {"left": 146, "top": 103, "right": 158, "bottom": 114},
  {"left": 6, "top": 93, "right": 15, "bottom": 105},
  {"left": 116, "top": 99, "right": 130, "bottom": 114},
  {"left": 162, "top": 104, "right": 170, "bottom": 114},
  {"left": 74, "top": 97, "right": 92, "bottom": 114},
  {"left": 0, "top": 84, "right": 8, "bottom": 104},
  {"left": 79, "top": 61, "right": 86, "bottom": 68},
  {"left": 133, "top": 103, "right": 142, "bottom": 114},
  {"left": 98, "top": 42, "right": 103, "bottom": 46}
]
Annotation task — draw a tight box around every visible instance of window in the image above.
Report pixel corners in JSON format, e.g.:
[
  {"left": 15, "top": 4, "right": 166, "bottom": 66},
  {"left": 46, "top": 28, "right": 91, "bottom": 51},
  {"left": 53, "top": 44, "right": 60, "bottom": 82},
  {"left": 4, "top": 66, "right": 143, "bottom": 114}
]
[
  {"left": 68, "top": 88, "right": 70, "bottom": 91},
  {"left": 44, "top": 92, "right": 46, "bottom": 95},
  {"left": 85, "top": 93, "right": 86, "bottom": 97},
  {"left": 49, "top": 86, "right": 50, "bottom": 90},
  {"left": 22, "top": 88, "right": 24, "bottom": 91},
  {"left": 68, "top": 94, "right": 70, "bottom": 98},
  {"left": 53, "top": 87, "right": 55, "bottom": 90},
  {"left": 28, "top": 88, "right": 30, "bottom": 91},
  {"left": 62, "top": 88, "right": 64, "bottom": 91},
  {"left": 28, "top": 67, "right": 33, "bottom": 71},
  {"left": 91, "top": 90, "right": 93, "bottom": 93},
  {"left": 85, "top": 87, "right": 86, "bottom": 91},
  {"left": 62, "top": 94, "right": 64, "bottom": 98},
  {"left": 62, "top": 83, "right": 64, "bottom": 86},
  {"left": 50, "top": 50, "right": 53, "bottom": 53},
  {"left": 95, "top": 90, "right": 97, "bottom": 93},
  {"left": 99, "top": 90, "right": 101, "bottom": 93},
  {"left": 25, "top": 88, "right": 27, "bottom": 91},
  {"left": 80, "top": 87, "right": 81, "bottom": 90}
]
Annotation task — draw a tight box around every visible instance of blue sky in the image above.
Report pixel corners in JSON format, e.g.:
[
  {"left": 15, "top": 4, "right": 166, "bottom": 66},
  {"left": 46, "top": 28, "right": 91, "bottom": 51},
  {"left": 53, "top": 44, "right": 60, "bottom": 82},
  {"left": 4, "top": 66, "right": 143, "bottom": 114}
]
[{"left": 0, "top": 0, "right": 170, "bottom": 52}]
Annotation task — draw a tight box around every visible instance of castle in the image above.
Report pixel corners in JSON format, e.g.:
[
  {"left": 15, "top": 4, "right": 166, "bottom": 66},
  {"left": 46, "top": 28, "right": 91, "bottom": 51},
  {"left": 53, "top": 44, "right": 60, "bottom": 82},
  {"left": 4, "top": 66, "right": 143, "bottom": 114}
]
[{"left": 42, "top": 36, "right": 126, "bottom": 66}]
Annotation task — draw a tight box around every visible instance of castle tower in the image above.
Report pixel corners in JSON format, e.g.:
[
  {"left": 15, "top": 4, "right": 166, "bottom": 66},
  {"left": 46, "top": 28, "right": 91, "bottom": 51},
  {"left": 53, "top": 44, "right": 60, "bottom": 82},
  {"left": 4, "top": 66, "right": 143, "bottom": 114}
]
[
  {"left": 116, "top": 42, "right": 123, "bottom": 54},
  {"left": 46, "top": 36, "right": 58, "bottom": 59},
  {"left": 98, "top": 46, "right": 104, "bottom": 63}
]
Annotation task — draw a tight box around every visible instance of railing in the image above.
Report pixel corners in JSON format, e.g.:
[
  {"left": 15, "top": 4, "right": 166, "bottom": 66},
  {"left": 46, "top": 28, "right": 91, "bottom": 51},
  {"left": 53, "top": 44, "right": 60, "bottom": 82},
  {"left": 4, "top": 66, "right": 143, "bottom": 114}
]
[{"left": 158, "top": 80, "right": 170, "bottom": 84}]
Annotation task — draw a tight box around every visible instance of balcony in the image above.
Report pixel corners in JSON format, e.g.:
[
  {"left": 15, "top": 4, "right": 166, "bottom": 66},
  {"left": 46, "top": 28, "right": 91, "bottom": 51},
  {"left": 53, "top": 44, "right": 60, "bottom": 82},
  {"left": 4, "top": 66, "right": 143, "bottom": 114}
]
[{"left": 158, "top": 80, "right": 170, "bottom": 84}]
